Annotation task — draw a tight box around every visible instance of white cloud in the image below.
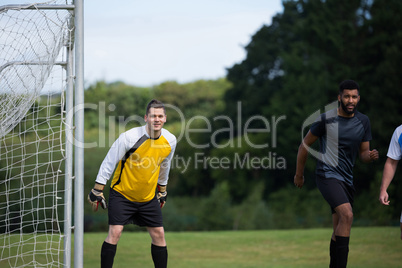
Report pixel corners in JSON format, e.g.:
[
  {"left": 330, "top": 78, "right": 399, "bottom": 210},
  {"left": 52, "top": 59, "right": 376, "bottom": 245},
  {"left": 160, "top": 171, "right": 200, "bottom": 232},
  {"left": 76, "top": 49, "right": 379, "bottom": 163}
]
[{"left": 84, "top": 0, "right": 283, "bottom": 86}]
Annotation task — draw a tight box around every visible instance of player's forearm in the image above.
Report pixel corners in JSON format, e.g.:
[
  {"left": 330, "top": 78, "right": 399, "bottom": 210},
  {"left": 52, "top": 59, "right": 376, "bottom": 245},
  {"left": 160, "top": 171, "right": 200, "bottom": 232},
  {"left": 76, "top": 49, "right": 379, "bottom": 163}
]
[
  {"left": 359, "top": 146, "right": 379, "bottom": 163},
  {"left": 95, "top": 163, "right": 115, "bottom": 185},
  {"left": 158, "top": 153, "right": 174, "bottom": 185},
  {"left": 380, "top": 158, "right": 398, "bottom": 192},
  {"left": 295, "top": 143, "right": 308, "bottom": 176},
  {"left": 157, "top": 167, "right": 170, "bottom": 186},
  {"left": 359, "top": 150, "right": 372, "bottom": 163},
  {"left": 379, "top": 175, "right": 393, "bottom": 194}
]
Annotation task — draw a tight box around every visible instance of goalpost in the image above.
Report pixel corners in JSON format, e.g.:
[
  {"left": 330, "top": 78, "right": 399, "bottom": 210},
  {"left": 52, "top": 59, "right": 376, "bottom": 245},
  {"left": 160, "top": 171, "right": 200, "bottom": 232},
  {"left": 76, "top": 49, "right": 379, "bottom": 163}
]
[{"left": 0, "top": 1, "right": 84, "bottom": 267}]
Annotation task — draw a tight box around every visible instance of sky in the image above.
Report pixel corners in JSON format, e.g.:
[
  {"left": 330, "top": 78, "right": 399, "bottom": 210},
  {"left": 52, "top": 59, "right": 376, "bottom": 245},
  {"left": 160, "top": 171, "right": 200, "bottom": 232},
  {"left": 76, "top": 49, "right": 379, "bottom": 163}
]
[{"left": 84, "top": 0, "right": 283, "bottom": 87}]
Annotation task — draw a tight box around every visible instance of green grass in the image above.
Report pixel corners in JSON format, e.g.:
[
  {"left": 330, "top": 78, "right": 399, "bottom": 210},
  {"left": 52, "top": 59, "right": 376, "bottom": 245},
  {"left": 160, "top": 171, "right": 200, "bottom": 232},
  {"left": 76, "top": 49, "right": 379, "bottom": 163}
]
[{"left": 84, "top": 227, "right": 402, "bottom": 268}]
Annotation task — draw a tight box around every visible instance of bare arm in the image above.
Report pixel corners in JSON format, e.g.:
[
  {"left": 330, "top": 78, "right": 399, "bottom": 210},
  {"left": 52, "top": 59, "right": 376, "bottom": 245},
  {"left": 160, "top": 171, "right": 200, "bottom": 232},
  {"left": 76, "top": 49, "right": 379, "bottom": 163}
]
[
  {"left": 359, "top": 141, "right": 379, "bottom": 163},
  {"left": 294, "top": 130, "right": 318, "bottom": 189},
  {"left": 379, "top": 157, "right": 399, "bottom": 205}
]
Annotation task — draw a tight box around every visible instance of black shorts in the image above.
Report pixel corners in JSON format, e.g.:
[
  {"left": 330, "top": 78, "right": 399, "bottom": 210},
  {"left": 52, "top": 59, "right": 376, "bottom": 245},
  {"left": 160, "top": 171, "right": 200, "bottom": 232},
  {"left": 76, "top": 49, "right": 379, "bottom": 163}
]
[
  {"left": 316, "top": 176, "right": 355, "bottom": 214},
  {"left": 108, "top": 188, "right": 163, "bottom": 227}
]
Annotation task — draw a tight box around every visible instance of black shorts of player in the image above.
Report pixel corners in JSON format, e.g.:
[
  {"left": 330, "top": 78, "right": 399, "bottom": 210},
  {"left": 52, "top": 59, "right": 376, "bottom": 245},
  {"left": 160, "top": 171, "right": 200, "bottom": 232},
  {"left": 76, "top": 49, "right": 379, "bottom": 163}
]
[
  {"left": 316, "top": 176, "right": 355, "bottom": 214},
  {"left": 108, "top": 188, "right": 163, "bottom": 227}
]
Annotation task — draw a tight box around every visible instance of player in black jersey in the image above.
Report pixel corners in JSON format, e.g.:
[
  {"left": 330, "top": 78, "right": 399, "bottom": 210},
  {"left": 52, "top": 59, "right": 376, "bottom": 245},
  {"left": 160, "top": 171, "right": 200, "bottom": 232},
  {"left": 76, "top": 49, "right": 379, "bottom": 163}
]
[{"left": 294, "top": 80, "right": 379, "bottom": 268}]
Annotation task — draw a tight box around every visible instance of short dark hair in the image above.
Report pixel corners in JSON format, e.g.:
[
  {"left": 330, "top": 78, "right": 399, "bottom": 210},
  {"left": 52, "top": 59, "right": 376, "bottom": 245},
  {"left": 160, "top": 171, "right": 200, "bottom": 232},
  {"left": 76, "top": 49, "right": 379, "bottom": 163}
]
[
  {"left": 146, "top": 99, "right": 165, "bottom": 115},
  {"left": 339, "top": 80, "right": 360, "bottom": 94}
]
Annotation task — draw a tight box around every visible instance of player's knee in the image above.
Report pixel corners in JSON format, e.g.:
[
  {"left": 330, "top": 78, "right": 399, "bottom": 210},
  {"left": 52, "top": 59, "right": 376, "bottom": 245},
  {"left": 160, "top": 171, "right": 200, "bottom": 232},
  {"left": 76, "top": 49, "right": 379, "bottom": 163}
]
[
  {"left": 153, "top": 229, "right": 165, "bottom": 240},
  {"left": 107, "top": 226, "right": 123, "bottom": 243},
  {"left": 340, "top": 210, "right": 353, "bottom": 224},
  {"left": 149, "top": 228, "right": 165, "bottom": 243}
]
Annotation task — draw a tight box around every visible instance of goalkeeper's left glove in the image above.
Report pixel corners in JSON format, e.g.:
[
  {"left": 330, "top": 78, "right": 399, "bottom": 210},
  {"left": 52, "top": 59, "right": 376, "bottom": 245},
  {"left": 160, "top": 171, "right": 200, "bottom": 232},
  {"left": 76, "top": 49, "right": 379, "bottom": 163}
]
[
  {"left": 157, "top": 184, "right": 167, "bottom": 208},
  {"left": 87, "top": 183, "right": 107, "bottom": 211}
]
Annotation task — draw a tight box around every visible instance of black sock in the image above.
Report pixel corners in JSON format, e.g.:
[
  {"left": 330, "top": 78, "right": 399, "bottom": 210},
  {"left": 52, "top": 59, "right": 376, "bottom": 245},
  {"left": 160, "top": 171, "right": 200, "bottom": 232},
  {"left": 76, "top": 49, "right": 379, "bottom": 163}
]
[
  {"left": 101, "top": 241, "right": 117, "bottom": 268},
  {"left": 151, "top": 244, "right": 168, "bottom": 268},
  {"left": 329, "top": 239, "right": 337, "bottom": 268},
  {"left": 335, "top": 236, "right": 349, "bottom": 268}
]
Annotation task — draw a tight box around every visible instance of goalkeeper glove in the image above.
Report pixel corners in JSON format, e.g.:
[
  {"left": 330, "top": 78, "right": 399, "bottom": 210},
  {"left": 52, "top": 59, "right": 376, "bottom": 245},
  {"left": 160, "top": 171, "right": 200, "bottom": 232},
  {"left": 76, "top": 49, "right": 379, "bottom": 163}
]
[
  {"left": 157, "top": 184, "right": 167, "bottom": 208},
  {"left": 88, "top": 183, "right": 107, "bottom": 211}
]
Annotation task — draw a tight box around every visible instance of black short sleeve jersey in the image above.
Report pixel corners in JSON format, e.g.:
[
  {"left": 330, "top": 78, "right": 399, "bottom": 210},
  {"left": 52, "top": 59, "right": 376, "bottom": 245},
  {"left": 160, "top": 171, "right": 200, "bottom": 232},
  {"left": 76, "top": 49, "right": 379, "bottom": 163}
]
[{"left": 310, "top": 109, "right": 372, "bottom": 185}]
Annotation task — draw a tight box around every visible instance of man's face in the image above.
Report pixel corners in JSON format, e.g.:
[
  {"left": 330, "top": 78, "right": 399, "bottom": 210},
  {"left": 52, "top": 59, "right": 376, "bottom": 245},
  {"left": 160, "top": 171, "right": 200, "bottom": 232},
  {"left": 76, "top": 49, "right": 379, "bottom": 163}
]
[
  {"left": 338, "top": 89, "right": 360, "bottom": 115},
  {"left": 144, "top": 107, "right": 166, "bottom": 133}
]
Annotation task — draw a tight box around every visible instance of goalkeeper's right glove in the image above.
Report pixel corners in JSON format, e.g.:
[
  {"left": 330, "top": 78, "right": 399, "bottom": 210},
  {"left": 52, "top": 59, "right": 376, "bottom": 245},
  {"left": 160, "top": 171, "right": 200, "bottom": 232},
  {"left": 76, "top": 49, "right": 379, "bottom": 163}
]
[
  {"left": 157, "top": 184, "right": 167, "bottom": 208},
  {"left": 87, "top": 183, "right": 107, "bottom": 211}
]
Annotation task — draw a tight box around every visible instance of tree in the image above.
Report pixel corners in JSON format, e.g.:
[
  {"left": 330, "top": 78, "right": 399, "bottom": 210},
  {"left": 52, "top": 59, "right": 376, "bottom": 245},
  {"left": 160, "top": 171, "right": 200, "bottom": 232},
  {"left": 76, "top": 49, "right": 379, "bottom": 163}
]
[{"left": 220, "top": 0, "right": 402, "bottom": 202}]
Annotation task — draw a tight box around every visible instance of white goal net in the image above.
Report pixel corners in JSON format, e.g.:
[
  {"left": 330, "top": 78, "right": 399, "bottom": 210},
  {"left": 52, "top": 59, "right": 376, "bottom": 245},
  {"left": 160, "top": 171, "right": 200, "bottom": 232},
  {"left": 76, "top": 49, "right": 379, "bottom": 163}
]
[{"left": 0, "top": 1, "right": 74, "bottom": 267}]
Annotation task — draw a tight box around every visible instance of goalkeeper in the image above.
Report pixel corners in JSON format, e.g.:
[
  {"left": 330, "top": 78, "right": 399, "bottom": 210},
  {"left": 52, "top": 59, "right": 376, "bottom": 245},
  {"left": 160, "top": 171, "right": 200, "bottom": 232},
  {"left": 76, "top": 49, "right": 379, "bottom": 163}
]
[{"left": 88, "top": 99, "right": 177, "bottom": 268}]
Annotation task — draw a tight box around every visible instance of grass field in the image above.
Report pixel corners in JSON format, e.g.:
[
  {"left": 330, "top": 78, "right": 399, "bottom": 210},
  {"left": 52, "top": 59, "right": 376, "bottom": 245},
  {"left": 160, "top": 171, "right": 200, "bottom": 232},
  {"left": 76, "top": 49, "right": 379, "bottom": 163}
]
[{"left": 84, "top": 227, "right": 402, "bottom": 268}]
